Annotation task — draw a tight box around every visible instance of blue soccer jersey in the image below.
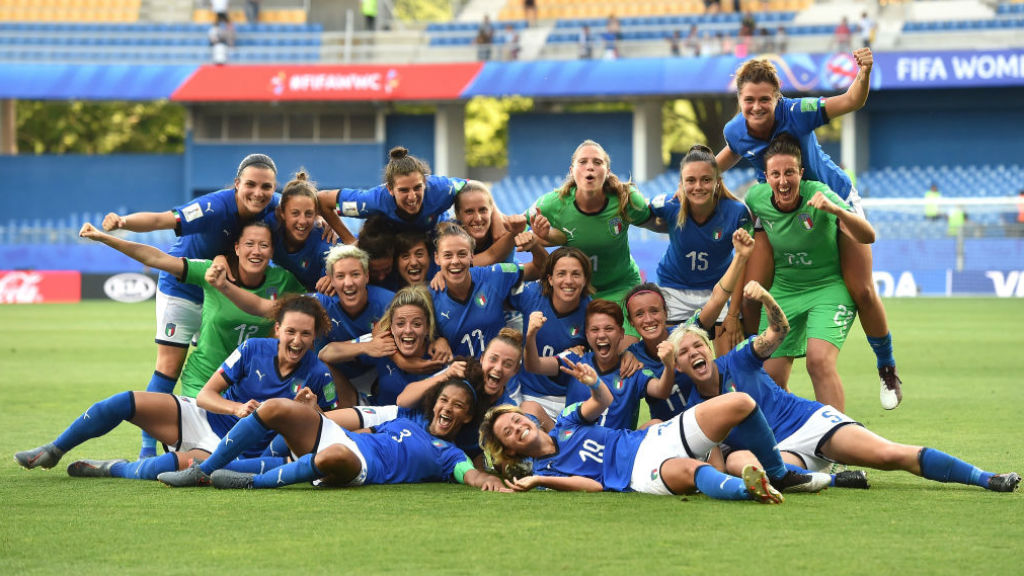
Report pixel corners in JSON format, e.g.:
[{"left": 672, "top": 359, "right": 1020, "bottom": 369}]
[
  {"left": 335, "top": 175, "right": 466, "bottom": 233},
  {"left": 161, "top": 188, "right": 281, "bottom": 302},
  {"left": 677, "top": 337, "right": 821, "bottom": 445},
  {"left": 723, "top": 96, "right": 852, "bottom": 199},
  {"left": 362, "top": 354, "right": 433, "bottom": 406},
  {"left": 533, "top": 403, "right": 645, "bottom": 492},
  {"left": 206, "top": 338, "right": 337, "bottom": 454},
  {"left": 510, "top": 281, "right": 590, "bottom": 397},
  {"left": 562, "top": 352, "right": 653, "bottom": 430},
  {"left": 349, "top": 417, "right": 474, "bottom": 485},
  {"left": 265, "top": 211, "right": 332, "bottom": 291},
  {"left": 432, "top": 263, "right": 523, "bottom": 358},
  {"left": 627, "top": 340, "right": 689, "bottom": 422},
  {"left": 313, "top": 286, "right": 394, "bottom": 376},
  {"left": 649, "top": 195, "right": 752, "bottom": 290}
]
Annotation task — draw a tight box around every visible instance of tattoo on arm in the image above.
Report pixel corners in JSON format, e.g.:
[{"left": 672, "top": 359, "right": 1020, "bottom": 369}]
[{"left": 753, "top": 296, "right": 789, "bottom": 358}]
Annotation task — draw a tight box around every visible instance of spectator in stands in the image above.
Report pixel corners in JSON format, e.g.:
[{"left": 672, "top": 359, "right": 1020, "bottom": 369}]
[
  {"left": 741, "top": 11, "right": 756, "bottom": 39},
  {"left": 578, "top": 25, "right": 594, "bottom": 59},
  {"left": 834, "top": 16, "right": 852, "bottom": 52},
  {"left": 210, "top": 0, "right": 235, "bottom": 47},
  {"left": 603, "top": 13, "right": 621, "bottom": 60},
  {"left": 363, "top": 0, "right": 377, "bottom": 31},
  {"left": 246, "top": 0, "right": 260, "bottom": 24},
  {"left": 523, "top": 0, "right": 537, "bottom": 28},
  {"left": 947, "top": 206, "right": 967, "bottom": 236},
  {"left": 504, "top": 24, "right": 521, "bottom": 61},
  {"left": 684, "top": 24, "right": 700, "bottom": 57},
  {"left": 774, "top": 26, "right": 788, "bottom": 54},
  {"left": 704, "top": 0, "right": 721, "bottom": 14},
  {"left": 924, "top": 183, "right": 942, "bottom": 221},
  {"left": 858, "top": 11, "right": 875, "bottom": 49},
  {"left": 476, "top": 16, "right": 495, "bottom": 61},
  {"left": 668, "top": 30, "right": 682, "bottom": 57}
]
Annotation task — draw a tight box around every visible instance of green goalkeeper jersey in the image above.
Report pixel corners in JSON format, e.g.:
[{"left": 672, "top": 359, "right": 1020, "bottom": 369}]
[
  {"left": 530, "top": 186, "right": 651, "bottom": 298},
  {"left": 745, "top": 180, "right": 852, "bottom": 293},
  {"left": 178, "top": 259, "right": 305, "bottom": 397}
]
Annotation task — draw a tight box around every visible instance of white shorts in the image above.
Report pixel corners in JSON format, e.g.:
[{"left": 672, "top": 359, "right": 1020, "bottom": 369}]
[
  {"left": 165, "top": 395, "right": 220, "bottom": 454},
  {"left": 629, "top": 407, "right": 716, "bottom": 495},
  {"left": 519, "top": 393, "right": 565, "bottom": 421},
  {"left": 661, "top": 286, "right": 723, "bottom": 325},
  {"left": 504, "top": 309, "right": 524, "bottom": 332},
  {"left": 348, "top": 369, "right": 378, "bottom": 405},
  {"left": 155, "top": 291, "right": 203, "bottom": 347},
  {"left": 309, "top": 415, "right": 368, "bottom": 486},
  {"left": 777, "top": 405, "right": 859, "bottom": 472},
  {"left": 354, "top": 405, "right": 400, "bottom": 428}
]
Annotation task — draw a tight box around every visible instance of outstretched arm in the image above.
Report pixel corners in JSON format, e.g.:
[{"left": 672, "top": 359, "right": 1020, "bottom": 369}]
[
  {"left": 503, "top": 474, "right": 603, "bottom": 492},
  {"left": 461, "top": 467, "right": 510, "bottom": 492},
  {"left": 823, "top": 48, "right": 872, "bottom": 119},
  {"left": 517, "top": 230, "right": 549, "bottom": 282},
  {"left": 205, "top": 263, "right": 275, "bottom": 317},
  {"left": 700, "top": 228, "right": 755, "bottom": 331},
  {"left": 102, "top": 210, "right": 177, "bottom": 233},
  {"left": 744, "top": 281, "right": 789, "bottom": 359},
  {"left": 79, "top": 223, "right": 184, "bottom": 277},
  {"left": 395, "top": 361, "right": 466, "bottom": 408},
  {"left": 716, "top": 145, "right": 741, "bottom": 172},
  {"left": 315, "top": 189, "right": 357, "bottom": 245}
]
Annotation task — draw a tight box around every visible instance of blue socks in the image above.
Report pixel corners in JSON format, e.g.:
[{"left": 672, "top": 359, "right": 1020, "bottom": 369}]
[
  {"left": 262, "top": 434, "right": 291, "bottom": 458},
  {"left": 53, "top": 391, "right": 135, "bottom": 453},
  {"left": 110, "top": 452, "right": 178, "bottom": 480},
  {"left": 253, "top": 453, "right": 322, "bottom": 489},
  {"left": 919, "top": 448, "right": 993, "bottom": 488},
  {"left": 693, "top": 465, "right": 751, "bottom": 501},
  {"left": 733, "top": 407, "right": 788, "bottom": 481},
  {"left": 223, "top": 457, "right": 288, "bottom": 474},
  {"left": 200, "top": 413, "right": 270, "bottom": 476},
  {"left": 866, "top": 333, "right": 895, "bottom": 369},
  {"left": 139, "top": 371, "right": 177, "bottom": 457}
]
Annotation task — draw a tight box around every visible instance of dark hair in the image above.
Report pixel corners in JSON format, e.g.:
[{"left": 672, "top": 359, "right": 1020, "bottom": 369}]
[
  {"left": 383, "top": 146, "right": 432, "bottom": 191},
  {"left": 394, "top": 229, "right": 430, "bottom": 258},
  {"left": 236, "top": 153, "right": 277, "bottom": 178},
  {"left": 420, "top": 356, "right": 487, "bottom": 421},
  {"left": 764, "top": 133, "right": 803, "bottom": 166},
  {"left": 586, "top": 298, "right": 624, "bottom": 328},
  {"left": 434, "top": 220, "right": 476, "bottom": 253},
  {"left": 271, "top": 294, "right": 330, "bottom": 338},
  {"left": 356, "top": 214, "right": 396, "bottom": 260},
  {"left": 675, "top": 144, "right": 738, "bottom": 228},
  {"left": 556, "top": 140, "right": 638, "bottom": 224},
  {"left": 239, "top": 219, "right": 273, "bottom": 238},
  {"left": 279, "top": 169, "right": 318, "bottom": 211},
  {"left": 624, "top": 282, "right": 667, "bottom": 324},
  {"left": 540, "top": 246, "right": 594, "bottom": 298}
]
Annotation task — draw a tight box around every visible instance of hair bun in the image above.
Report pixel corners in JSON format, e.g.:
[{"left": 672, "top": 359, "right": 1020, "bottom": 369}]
[{"left": 388, "top": 146, "right": 409, "bottom": 160}]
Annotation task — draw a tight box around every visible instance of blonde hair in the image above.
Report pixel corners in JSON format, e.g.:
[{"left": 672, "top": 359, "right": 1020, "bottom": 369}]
[
  {"left": 485, "top": 328, "right": 524, "bottom": 360},
  {"left": 556, "top": 139, "right": 638, "bottom": 224},
  {"left": 667, "top": 322, "right": 716, "bottom": 363},
  {"left": 324, "top": 244, "right": 369, "bottom": 276},
  {"left": 377, "top": 284, "right": 437, "bottom": 344},
  {"left": 478, "top": 404, "right": 529, "bottom": 476}
]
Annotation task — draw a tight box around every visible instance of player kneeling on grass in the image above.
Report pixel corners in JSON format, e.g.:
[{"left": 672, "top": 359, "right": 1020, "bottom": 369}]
[
  {"left": 668, "top": 281, "right": 1020, "bottom": 493},
  {"left": 14, "top": 295, "right": 338, "bottom": 481},
  {"left": 157, "top": 378, "right": 506, "bottom": 491},
  {"left": 478, "top": 357, "right": 832, "bottom": 503}
]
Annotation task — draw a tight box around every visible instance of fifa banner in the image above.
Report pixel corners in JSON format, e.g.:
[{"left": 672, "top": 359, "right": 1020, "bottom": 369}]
[{"left": 81, "top": 273, "right": 158, "bottom": 303}]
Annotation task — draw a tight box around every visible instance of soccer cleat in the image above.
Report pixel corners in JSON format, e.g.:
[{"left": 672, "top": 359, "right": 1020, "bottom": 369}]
[
  {"left": 210, "top": 469, "right": 256, "bottom": 490},
  {"left": 879, "top": 365, "right": 903, "bottom": 410},
  {"left": 14, "top": 443, "right": 63, "bottom": 470},
  {"left": 157, "top": 461, "right": 211, "bottom": 487},
  {"left": 833, "top": 469, "right": 871, "bottom": 489},
  {"left": 67, "top": 459, "right": 127, "bottom": 478},
  {"left": 987, "top": 472, "right": 1021, "bottom": 493},
  {"left": 742, "top": 465, "right": 784, "bottom": 504},
  {"left": 771, "top": 470, "right": 831, "bottom": 493}
]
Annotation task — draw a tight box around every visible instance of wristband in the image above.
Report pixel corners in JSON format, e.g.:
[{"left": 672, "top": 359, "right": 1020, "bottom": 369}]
[{"left": 585, "top": 379, "right": 600, "bottom": 391}]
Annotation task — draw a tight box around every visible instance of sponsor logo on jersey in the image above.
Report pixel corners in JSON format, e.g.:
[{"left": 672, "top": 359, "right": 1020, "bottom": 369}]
[
  {"left": 474, "top": 293, "right": 488, "bottom": 308},
  {"left": 799, "top": 213, "right": 814, "bottom": 230},
  {"left": 431, "top": 439, "right": 447, "bottom": 449},
  {"left": 164, "top": 322, "right": 176, "bottom": 337},
  {"left": 608, "top": 217, "right": 623, "bottom": 236},
  {"left": 558, "top": 429, "right": 574, "bottom": 442},
  {"left": 102, "top": 273, "right": 157, "bottom": 303},
  {"left": 181, "top": 202, "right": 204, "bottom": 223},
  {"left": 712, "top": 227, "right": 723, "bottom": 241}
]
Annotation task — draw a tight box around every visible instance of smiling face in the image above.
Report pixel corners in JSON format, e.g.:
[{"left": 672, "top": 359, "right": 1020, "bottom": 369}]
[
  {"left": 280, "top": 195, "right": 317, "bottom": 247},
  {"left": 390, "top": 304, "right": 429, "bottom": 358},
  {"left": 626, "top": 292, "right": 668, "bottom": 344},
  {"left": 571, "top": 144, "right": 609, "bottom": 196},
  {"left": 548, "top": 255, "right": 586, "bottom": 309},
  {"left": 428, "top": 383, "right": 475, "bottom": 440},
  {"left": 234, "top": 225, "right": 273, "bottom": 276},
  {"left": 435, "top": 235, "right": 474, "bottom": 289},
  {"left": 275, "top": 310, "right": 316, "bottom": 369},
  {"left": 234, "top": 166, "right": 277, "bottom": 219},
  {"left": 480, "top": 340, "right": 521, "bottom": 397},
  {"left": 675, "top": 331, "right": 716, "bottom": 386},
  {"left": 330, "top": 257, "right": 369, "bottom": 315},
  {"left": 457, "top": 190, "right": 493, "bottom": 242},
  {"left": 738, "top": 81, "right": 779, "bottom": 137},
  {"left": 765, "top": 153, "right": 803, "bottom": 211},
  {"left": 680, "top": 160, "right": 718, "bottom": 213},
  {"left": 388, "top": 172, "right": 426, "bottom": 217},
  {"left": 586, "top": 312, "right": 623, "bottom": 368},
  {"left": 397, "top": 241, "right": 430, "bottom": 286},
  {"left": 492, "top": 410, "right": 543, "bottom": 457}
]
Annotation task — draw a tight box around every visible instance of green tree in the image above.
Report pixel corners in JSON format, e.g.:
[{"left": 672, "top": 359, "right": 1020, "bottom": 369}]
[
  {"left": 16, "top": 100, "right": 185, "bottom": 155},
  {"left": 464, "top": 96, "right": 533, "bottom": 167}
]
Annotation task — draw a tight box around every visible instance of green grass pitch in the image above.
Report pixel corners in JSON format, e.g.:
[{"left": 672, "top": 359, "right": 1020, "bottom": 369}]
[{"left": 1, "top": 299, "right": 1022, "bottom": 575}]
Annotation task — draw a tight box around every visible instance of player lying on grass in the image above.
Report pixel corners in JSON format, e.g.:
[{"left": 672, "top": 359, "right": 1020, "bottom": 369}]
[
  {"left": 667, "top": 280, "right": 1021, "bottom": 493},
  {"left": 14, "top": 295, "right": 337, "bottom": 481},
  {"left": 478, "top": 357, "right": 832, "bottom": 502},
  {"left": 157, "top": 377, "right": 506, "bottom": 491}
]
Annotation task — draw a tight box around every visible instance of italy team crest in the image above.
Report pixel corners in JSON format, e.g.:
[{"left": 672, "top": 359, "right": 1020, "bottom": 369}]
[
  {"left": 608, "top": 217, "right": 623, "bottom": 236},
  {"left": 290, "top": 378, "right": 306, "bottom": 395},
  {"left": 712, "top": 227, "right": 723, "bottom": 241},
  {"left": 431, "top": 439, "right": 447, "bottom": 448},
  {"left": 799, "top": 213, "right": 814, "bottom": 230},
  {"left": 558, "top": 429, "right": 574, "bottom": 442},
  {"left": 474, "top": 293, "right": 488, "bottom": 307},
  {"left": 266, "top": 287, "right": 279, "bottom": 300},
  {"left": 569, "top": 325, "right": 579, "bottom": 337},
  {"left": 164, "top": 323, "right": 176, "bottom": 337},
  {"left": 613, "top": 376, "right": 624, "bottom": 391}
]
